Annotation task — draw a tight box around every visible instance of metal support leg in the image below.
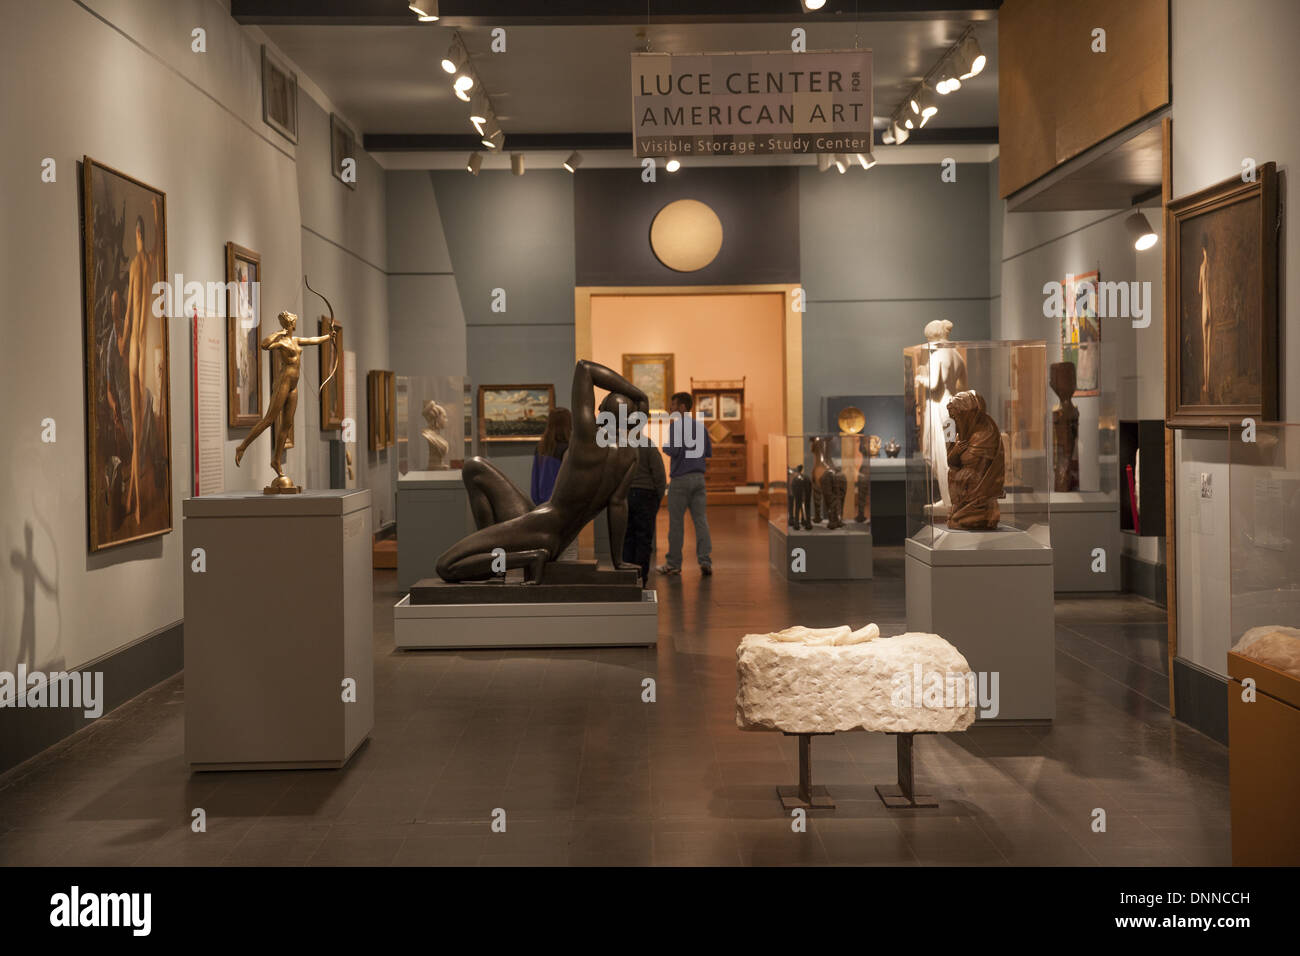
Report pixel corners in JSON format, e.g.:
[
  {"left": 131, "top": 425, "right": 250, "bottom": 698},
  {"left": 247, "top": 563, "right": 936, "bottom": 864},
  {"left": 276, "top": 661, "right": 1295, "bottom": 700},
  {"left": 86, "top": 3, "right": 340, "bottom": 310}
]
[
  {"left": 875, "top": 732, "right": 938, "bottom": 809},
  {"left": 777, "top": 732, "right": 835, "bottom": 810}
]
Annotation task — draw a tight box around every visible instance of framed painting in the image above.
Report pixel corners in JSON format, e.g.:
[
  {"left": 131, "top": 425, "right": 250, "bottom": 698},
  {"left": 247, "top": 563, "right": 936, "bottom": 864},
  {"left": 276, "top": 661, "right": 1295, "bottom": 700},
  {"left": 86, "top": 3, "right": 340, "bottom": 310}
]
[
  {"left": 330, "top": 113, "right": 357, "bottom": 190},
  {"left": 621, "top": 353, "right": 674, "bottom": 413},
  {"left": 81, "top": 157, "right": 173, "bottom": 552},
  {"left": 225, "top": 242, "right": 262, "bottom": 426},
  {"left": 478, "top": 384, "right": 555, "bottom": 443},
  {"left": 1062, "top": 269, "right": 1100, "bottom": 397},
  {"left": 1166, "top": 163, "right": 1279, "bottom": 427},
  {"left": 386, "top": 371, "right": 397, "bottom": 446},
  {"left": 719, "top": 392, "right": 743, "bottom": 421},
  {"left": 261, "top": 45, "right": 298, "bottom": 144},
  {"left": 319, "top": 317, "right": 344, "bottom": 430},
  {"left": 695, "top": 394, "right": 717, "bottom": 421}
]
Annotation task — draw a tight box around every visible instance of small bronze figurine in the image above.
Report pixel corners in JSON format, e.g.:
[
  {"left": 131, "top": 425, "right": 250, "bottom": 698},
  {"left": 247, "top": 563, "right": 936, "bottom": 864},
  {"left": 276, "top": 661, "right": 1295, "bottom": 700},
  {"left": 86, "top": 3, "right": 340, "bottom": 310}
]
[
  {"left": 789, "top": 465, "right": 812, "bottom": 530},
  {"left": 945, "top": 390, "right": 1005, "bottom": 531}
]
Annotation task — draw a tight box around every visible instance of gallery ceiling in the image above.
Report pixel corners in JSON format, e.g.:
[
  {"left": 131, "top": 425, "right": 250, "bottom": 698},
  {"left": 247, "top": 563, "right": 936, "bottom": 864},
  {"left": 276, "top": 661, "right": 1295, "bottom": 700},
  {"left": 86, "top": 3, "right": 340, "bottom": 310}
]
[{"left": 256, "top": 16, "right": 999, "bottom": 146}]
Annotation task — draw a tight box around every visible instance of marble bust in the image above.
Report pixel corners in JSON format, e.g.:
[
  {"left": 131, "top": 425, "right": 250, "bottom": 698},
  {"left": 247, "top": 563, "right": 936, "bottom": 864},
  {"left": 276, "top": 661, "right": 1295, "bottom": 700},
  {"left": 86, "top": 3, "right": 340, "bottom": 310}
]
[
  {"left": 914, "top": 319, "right": 967, "bottom": 506},
  {"left": 422, "top": 399, "right": 449, "bottom": 470}
]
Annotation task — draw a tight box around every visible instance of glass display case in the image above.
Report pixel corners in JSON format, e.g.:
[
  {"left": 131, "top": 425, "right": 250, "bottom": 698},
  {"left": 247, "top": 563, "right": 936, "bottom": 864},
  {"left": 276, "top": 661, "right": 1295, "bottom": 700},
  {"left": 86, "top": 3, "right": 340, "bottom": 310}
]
[
  {"left": 395, "top": 375, "right": 469, "bottom": 476},
  {"left": 903, "top": 338, "right": 1051, "bottom": 549},
  {"left": 767, "top": 433, "right": 874, "bottom": 535},
  {"left": 1230, "top": 422, "right": 1300, "bottom": 643}
]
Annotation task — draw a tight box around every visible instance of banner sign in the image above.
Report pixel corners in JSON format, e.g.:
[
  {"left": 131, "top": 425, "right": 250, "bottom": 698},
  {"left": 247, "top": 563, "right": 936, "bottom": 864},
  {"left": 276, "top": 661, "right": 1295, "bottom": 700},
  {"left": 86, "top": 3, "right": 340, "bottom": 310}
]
[{"left": 631, "top": 50, "right": 872, "bottom": 158}]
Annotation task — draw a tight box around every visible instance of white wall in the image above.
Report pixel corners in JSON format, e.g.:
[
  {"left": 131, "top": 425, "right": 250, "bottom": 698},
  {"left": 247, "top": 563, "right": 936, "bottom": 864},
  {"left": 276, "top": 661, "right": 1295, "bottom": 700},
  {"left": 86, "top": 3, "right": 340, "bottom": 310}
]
[
  {"left": 0, "top": 0, "right": 388, "bottom": 677},
  {"left": 1171, "top": 0, "right": 1300, "bottom": 676}
]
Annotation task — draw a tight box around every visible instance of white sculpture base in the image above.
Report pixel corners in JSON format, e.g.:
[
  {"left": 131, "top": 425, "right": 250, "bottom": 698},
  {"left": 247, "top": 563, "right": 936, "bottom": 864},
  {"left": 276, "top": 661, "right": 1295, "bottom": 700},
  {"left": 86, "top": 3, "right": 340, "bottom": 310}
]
[
  {"left": 393, "top": 591, "right": 658, "bottom": 649},
  {"left": 905, "top": 526, "right": 1055, "bottom": 721}
]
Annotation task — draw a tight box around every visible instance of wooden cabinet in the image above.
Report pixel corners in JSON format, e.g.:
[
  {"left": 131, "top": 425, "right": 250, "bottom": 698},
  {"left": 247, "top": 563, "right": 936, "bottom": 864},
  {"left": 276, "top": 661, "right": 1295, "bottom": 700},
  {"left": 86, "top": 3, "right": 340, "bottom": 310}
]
[{"left": 691, "top": 377, "right": 747, "bottom": 490}]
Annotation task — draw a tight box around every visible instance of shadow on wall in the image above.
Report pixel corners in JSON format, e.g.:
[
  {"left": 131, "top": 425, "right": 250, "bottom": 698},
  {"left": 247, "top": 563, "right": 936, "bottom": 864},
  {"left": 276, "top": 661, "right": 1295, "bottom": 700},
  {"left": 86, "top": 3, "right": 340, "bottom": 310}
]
[{"left": 7, "top": 513, "right": 64, "bottom": 676}]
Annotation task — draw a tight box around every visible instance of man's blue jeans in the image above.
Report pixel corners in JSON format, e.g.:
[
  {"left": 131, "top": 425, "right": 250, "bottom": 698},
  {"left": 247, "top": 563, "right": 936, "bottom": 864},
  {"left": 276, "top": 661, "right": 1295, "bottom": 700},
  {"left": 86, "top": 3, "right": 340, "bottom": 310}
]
[{"left": 665, "top": 473, "right": 712, "bottom": 569}]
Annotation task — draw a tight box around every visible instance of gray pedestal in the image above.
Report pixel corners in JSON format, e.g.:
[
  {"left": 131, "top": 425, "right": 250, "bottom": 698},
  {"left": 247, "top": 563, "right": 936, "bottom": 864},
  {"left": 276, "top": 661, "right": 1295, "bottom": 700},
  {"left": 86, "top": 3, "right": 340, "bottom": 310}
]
[
  {"left": 1050, "top": 491, "right": 1121, "bottom": 592},
  {"left": 769, "top": 518, "right": 873, "bottom": 580},
  {"left": 394, "top": 591, "right": 658, "bottom": 649},
  {"left": 182, "top": 490, "right": 374, "bottom": 770},
  {"left": 397, "top": 470, "right": 472, "bottom": 591},
  {"left": 905, "top": 526, "right": 1055, "bottom": 721}
]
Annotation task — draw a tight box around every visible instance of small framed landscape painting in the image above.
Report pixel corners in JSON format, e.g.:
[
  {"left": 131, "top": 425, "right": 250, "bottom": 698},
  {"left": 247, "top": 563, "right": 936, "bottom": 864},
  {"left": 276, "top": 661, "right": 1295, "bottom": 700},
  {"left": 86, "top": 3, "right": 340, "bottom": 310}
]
[
  {"left": 622, "top": 353, "right": 674, "bottom": 413},
  {"left": 478, "top": 384, "right": 555, "bottom": 443}
]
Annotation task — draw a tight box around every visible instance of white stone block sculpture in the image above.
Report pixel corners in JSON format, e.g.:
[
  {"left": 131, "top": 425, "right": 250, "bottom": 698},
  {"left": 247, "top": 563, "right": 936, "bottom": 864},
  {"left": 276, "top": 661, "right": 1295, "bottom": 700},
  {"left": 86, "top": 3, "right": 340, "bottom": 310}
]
[{"left": 736, "top": 627, "right": 978, "bottom": 735}]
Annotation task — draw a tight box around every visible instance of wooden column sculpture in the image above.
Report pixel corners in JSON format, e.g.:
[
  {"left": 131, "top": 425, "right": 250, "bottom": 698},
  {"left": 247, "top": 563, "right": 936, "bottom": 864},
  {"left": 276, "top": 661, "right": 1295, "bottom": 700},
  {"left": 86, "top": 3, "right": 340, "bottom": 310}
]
[{"left": 1050, "top": 361, "right": 1080, "bottom": 492}]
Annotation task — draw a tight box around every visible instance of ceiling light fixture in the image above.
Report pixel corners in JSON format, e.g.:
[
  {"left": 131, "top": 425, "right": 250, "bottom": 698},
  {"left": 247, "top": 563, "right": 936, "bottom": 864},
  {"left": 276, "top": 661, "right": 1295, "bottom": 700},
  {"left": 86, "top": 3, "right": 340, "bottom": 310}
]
[
  {"left": 441, "top": 35, "right": 466, "bottom": 74},
  {"left": 956, "top": 35, "right": 986, "bottom": 80},
  {"left": 1126, "top": 211, "right": 1158, "bottom": 251},
  {"left": 511, "top": 153, "right": 525, "bottom": 176},
  {"left": 800, "top": 0, "right": 827, "bottom": 11},
  {"left": 817, "top": 153, "right": 833, "bottom": 173},
  {"left": 453, "top": 73, "right": 474, "bottom": 102},
  {"left": 911, "top": 83, "right": 938, "bottom": 126},
  {"left": 409, "top": 2, "right": 438, "bottom": 21},
  {"left": 857, "top": 151, "right": 876, "bottom": 169},
  {"left": 482, "top": 128, "right": 504, "bottom": 151},
  {"left": 665, "top": 158, "right": 681, "bottom": 173},
  {"left": 563, "top": 151, "right": 583, "bottom": 173},
  {"left": 469, "top": 92, "right": 491, "bottom": 135},
  {"left": 466, "top": 152, "right": 481, "bottom": 175},
  {"left": 935, "top": 60, "right": 962, "bottom": 95},
  {"left": 833, "top": 154, "right": 848, "bottom": 174}
]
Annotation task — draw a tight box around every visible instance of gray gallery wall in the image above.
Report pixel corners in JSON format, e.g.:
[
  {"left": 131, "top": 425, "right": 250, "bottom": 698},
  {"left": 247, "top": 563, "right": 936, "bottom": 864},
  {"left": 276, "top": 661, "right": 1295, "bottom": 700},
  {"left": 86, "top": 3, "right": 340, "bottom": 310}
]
[
  {"left": 798, "top": 161, "right": 994, "bottom": 432},
  {"left": 1170, "top": 0, "right": 1300, "bottom": 680},
  {"left": 426, "top": 169, "right": 579, "bottom": 492},
  {"left": 0, "top": 0, "right": 390, "bottom": 769}
]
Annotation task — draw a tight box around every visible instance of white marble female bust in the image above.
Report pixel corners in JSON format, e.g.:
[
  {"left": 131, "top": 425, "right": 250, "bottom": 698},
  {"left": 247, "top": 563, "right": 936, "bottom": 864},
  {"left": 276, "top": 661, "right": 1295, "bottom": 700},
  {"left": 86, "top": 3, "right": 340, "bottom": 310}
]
[{"left": 422, "top": 399, "right": 449, "bottom": 470}]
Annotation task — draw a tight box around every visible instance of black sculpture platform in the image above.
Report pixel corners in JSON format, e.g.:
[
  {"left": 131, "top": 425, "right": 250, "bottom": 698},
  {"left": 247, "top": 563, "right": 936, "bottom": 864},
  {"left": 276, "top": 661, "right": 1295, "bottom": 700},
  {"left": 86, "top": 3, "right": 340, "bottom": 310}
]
[{"left": 410, "top": 561, "right": 642, "bottom": 605}]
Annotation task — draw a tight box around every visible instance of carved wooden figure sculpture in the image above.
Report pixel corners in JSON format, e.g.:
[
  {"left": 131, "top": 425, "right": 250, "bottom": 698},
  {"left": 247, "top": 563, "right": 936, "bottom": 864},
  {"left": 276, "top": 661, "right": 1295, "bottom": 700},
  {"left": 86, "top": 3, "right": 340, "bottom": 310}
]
[
  {"left": 809, "top": 436, "right": 844, "bottom": 524},
  {"left": 821, "top": 467, "right": 848, "bottom": 530},
  {"left": 945, "top": 390, "right": 1005, "bottom": 531},
  {"left": 854, "top": 436, "right": 871, "bottom": 523},
  {"left": 1049, "top": 361, "right": 1080, "bottom": 492}
]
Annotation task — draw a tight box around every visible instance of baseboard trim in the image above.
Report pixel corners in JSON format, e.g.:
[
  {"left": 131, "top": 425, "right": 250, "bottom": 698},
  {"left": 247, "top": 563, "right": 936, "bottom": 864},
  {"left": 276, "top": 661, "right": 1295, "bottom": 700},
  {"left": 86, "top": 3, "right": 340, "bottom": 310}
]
[
  {"left": 1121, "top": 553, "right": 1166, "bottom": 606},
  {"left": 1172, "top": 656, "right": 1228, "bottom": 744},
  {"left": 0, "top": 621, "right": 184, "bottom": 776}
]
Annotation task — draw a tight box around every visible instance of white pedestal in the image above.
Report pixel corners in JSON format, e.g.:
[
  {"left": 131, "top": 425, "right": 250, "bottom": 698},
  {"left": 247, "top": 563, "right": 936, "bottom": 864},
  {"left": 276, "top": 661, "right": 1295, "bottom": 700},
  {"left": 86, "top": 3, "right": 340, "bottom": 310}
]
[
  {"left": 394, "top": 591, "right": 658, "bottom": 649},
  {"left": 396, "top": 469, "right": 472, "bottom": 591},
  {"left": 1050, "top": 491, "right": 1121, "bottom": 592},
  {"left": 182, "top": 490, "right": 374, "bottom": 770},
  {"left": 768, "top": 519, "right": 873, "bottom": 580},
  {"left": 905, "top": 526, "right": 1055, "bottom": 721}
]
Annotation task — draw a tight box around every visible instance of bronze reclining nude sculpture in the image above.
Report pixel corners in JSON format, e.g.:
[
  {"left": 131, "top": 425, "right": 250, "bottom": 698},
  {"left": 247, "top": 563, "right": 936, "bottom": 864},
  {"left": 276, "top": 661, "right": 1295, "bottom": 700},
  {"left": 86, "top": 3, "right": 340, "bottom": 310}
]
[{"left": 435, "top": 360, "right": 649, "bottom": 583}]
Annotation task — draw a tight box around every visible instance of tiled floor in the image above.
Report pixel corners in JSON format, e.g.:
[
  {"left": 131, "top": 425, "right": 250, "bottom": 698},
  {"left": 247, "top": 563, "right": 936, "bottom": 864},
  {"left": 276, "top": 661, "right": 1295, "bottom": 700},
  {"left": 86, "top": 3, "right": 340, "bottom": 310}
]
[{"left": 0, "top": 508, "right": 1230, "bottom": 866}]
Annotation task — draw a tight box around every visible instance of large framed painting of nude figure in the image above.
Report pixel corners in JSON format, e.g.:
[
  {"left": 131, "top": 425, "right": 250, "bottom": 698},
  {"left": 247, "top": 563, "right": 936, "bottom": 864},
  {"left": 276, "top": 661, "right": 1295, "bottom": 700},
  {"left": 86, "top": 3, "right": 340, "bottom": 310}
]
[
  {"left": 81, "top": 157, "right": 172, "bottom": 552},
  {"left": 225, "top": 242, "right": 262, "bottom": 426},
  {"left": 1166, "top": 162, "right": 1279, "bottom": 428}
]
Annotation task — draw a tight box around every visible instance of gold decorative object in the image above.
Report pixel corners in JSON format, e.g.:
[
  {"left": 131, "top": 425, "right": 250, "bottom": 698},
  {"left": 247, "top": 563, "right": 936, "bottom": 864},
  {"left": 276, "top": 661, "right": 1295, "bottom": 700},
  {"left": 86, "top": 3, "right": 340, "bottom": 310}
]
[
  {"left": 233, "top": 276, "right": 339, "bottom": 493},
  {"left": 837, "top": 406, "right": 865, "bottom": 434},
  {"left": 650, "top": 199, "right": 724, "bottom": 272}
]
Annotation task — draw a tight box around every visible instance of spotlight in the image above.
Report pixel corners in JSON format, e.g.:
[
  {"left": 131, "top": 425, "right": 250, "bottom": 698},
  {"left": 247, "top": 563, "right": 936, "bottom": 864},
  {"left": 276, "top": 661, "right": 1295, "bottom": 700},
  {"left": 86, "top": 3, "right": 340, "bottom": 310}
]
[
  {"left": 1126, "top": 211, "right": 1158, "bottom": 251},
  {"left": 817, "top": 153, "right": 833, "bottom": 173},
  {"left": 469, "top": 94, "right": 490, "bottom": 135},
  {"left": 441, "top": 36, "right": 466, "bottom": 74},
  {"left": 466, "top": 153, "right": 481, "bottom": 176},
  {"left": 665, "top": 158, "right": 681, "bottom": 172},
  {"left": 454, "top": 73, "right": 474, "bottom": 102},
  {"left": 409, "top": 1, "right": 438, "bottom": 20},
  {"left": 857, "top": 151, "right": 876, "bottom": 169},
  {"left": 482, "top": 128, "right": 504, "bottom": 151},
  {"left": 910, "top": 83, "right": 938, "bottom": 126},
  {"left": 956, "top": 35, "right": 986, "bottom": 80},
  {"left": 882, "top": 126, "right": 896, "bottom": 145},
  {"left": 511, "top": 153, "right": 525, "bottom": 176},
  {"left": 563, "top": 151, "right": 583, "bottom": 173},
  {"left": 800, "top": 0, "right": 827, "bottom": 10},
  {"left": 833, "top": 154, "right": 847, "bottom": 173},
  {"left": 936, "top": 61, "right": 961, "bottom": 95},
  {"left": 891, "top": 113, "right": 910, "bottom": 144}
]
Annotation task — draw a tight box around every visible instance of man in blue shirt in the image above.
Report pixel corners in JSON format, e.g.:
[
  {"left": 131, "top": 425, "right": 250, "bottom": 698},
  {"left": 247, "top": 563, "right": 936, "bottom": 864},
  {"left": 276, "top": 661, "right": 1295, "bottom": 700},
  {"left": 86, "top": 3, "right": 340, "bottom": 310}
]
[{"left": 657, "top": 392, "right": 713, "bottom": 576}]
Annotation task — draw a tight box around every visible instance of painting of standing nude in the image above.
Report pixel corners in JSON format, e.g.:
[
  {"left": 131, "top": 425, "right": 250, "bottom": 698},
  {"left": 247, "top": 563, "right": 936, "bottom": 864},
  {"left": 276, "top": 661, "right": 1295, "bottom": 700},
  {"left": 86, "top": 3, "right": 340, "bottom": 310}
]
[
  {"left": 1167, "top": 162, "right": 1279, "bottom": 428},
  {"left": 81, "top": 157, "right": 172, "bottom": 552}
]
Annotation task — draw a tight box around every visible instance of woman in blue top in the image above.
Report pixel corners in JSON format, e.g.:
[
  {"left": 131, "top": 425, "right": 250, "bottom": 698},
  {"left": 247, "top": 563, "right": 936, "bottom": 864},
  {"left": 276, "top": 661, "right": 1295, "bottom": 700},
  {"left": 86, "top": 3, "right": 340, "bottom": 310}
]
[{"left": 530, "top": 407, "right": 572, "bottom": 504}]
